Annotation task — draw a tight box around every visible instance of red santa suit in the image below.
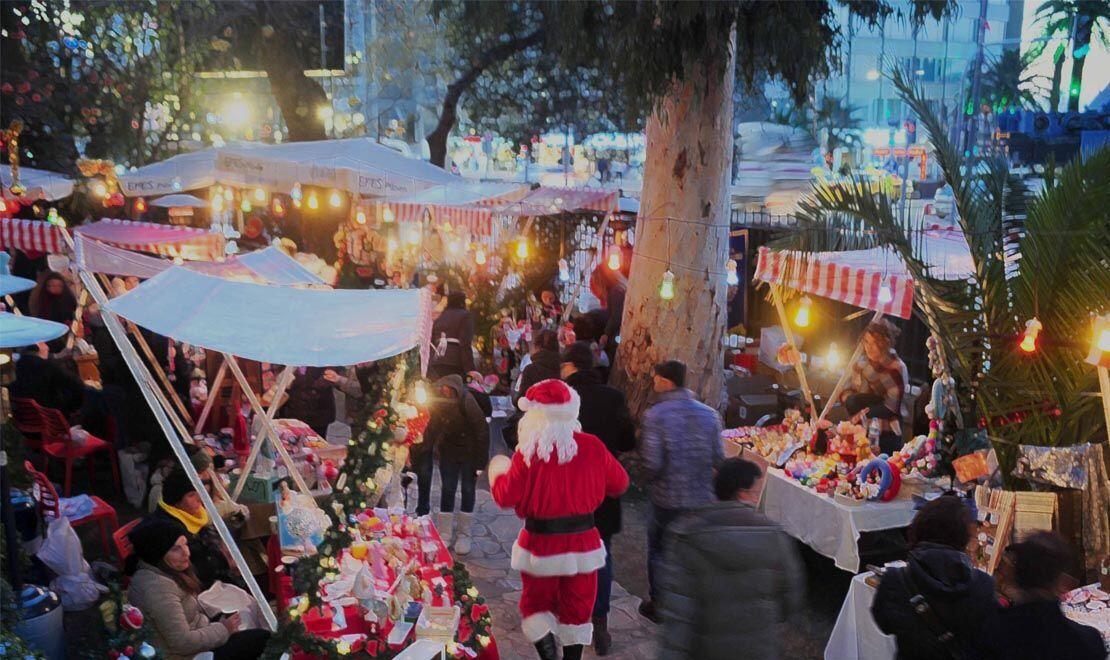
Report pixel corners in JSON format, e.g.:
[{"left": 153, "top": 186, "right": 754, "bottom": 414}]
[{"left": 489, "top": 379, "right": 629, "bottom": 647}]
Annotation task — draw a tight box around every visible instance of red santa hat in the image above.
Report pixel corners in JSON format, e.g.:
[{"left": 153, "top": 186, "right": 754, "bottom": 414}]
[{"left": 517, "top": 379, "right": 581, "bottom": 465}]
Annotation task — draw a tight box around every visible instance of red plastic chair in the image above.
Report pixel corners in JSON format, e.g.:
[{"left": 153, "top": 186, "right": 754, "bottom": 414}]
[
  {"left": 38, "top": 404, "right": 120, "bottom": 497},
  {"left": 25, "top": 460, "right": 119, "bottom": 561},
  {"left": 112, "top": 519, "right": 142, "bottom": 572},
  {"left": 10, "top": 397, "right": 45, "bottom": 454}
]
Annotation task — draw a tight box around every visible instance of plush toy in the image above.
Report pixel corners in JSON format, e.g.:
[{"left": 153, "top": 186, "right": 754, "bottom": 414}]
[{"left": 857, "top": 458, "right": 902, "bottom": 502}]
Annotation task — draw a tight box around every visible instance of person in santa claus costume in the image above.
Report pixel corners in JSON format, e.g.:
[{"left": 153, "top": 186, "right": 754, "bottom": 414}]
[{"left": 488, "top": 379, "right": 629, "bottom": 660}]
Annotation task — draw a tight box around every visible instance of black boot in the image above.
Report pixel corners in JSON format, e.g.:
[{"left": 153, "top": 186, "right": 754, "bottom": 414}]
[
  {"left": 563, "top": 644, "right": 584, "bottom": 660},
  {"left": 533, "top": 632, "right": 559, "bottom": 660},
  {"left": 592, "top": 615, "right": 611, "bottom": 655}
]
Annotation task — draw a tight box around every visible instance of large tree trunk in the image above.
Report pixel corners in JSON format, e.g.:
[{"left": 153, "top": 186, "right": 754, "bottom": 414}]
[
  {"left": 1048, "top": 52, "right": 1064, "bottom": 112},
  {"left": 258, "top": 7, "right": 329, "bottom": 142},
  {"left": 611, "top": 29, "right": 736, "bottom": 418}
]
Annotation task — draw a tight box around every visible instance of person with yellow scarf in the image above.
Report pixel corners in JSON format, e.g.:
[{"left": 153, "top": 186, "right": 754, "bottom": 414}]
[{"left": 151, "top": 468, "right": 236, "bottom": 589}]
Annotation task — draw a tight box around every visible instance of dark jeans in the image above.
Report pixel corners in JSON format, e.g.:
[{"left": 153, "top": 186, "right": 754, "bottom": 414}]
[
  {"left": 212, "top": 628, "right": 271, "bottom": 660},
  {"left": 413, "top": 452, "right": 478, "bottom": 515},
  {"left": 593, "top": 536, "right": 613, "bottom": 617},
  {"left": 647, "top": 503, "right": 685, "bottom": 602}
]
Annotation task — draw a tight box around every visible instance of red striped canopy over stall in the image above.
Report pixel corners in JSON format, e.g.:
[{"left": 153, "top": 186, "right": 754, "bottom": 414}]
[
  {"left": 0, "top": 218, "right": 68, "bottom": 254},
  {"left": 75, "top": 219, "right": 225, "bottom": 261},
  {"left": 754, "top": 246, "right": 915, "bottom": 319}
]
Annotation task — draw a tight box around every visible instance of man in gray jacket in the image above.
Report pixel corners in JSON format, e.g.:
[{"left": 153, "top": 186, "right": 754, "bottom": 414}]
[
  {"left": 639, "top": 360, "right": 724, "bottom": 623},
  {"left": 658, "top": 458, "right": 804, "bottom": 659}
]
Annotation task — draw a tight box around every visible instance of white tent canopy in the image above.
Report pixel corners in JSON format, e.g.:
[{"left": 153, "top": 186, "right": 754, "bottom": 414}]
[
  {"left": 104, "top": 267, "right": 430, "bottom": 366},
  {"left": 0, "top": 312, "right": 68, "bottom": 348},
  {"left": 2, "top": 166, "right": 74, "bottom": 201},
  {"left": 214, "top": 138, "right": 462, "bottom": 197},
  {"left": 119, "top": 148, "right": 224, "bottom": 196}
]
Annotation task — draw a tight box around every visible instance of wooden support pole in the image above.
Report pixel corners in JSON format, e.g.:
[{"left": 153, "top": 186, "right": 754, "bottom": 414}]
[
  {"left": 230, "top": 364, "right": 295, "bottom": 501},
  {"left": 225, "top": 358, "right": 311, "bottom": 497},
  {"left": 193, "top": 357, "right": 228, "bottom": 435},
  {"left": 770, "top": 285, "right": 817, "bottom": 419},
  {"left": 1098, "top": 366, "right": 1110, "bottom": 442}
]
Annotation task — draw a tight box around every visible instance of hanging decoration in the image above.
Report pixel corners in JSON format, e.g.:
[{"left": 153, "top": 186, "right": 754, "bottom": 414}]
[
  {"left": 1, "top": 120, "right": 24, "bottom": 197},
  {"left": 726, "top": 258, "right": 739, "bottom": 286},
  {"left": 877, "top": 279, "right": 894, "bottom": 304},
  {"left": 1019, "top": 318, "right": 1042, "bottom": 353},
  {"left": 253, "top": 187, "right": 266, "bottom": 203},
  {"left": 558, "top": 258, "right": 570, "bottom": 283},
  {"left": 77, "top": 158, "right": 125, "bottom": 207}
]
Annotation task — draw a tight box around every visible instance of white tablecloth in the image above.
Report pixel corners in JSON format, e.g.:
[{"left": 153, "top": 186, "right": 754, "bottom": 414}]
[
  {"left": 824, "top": 572, "right": 896, "bottom": 660},
  {"left": 759, "top": 468, "right": 917, "bottom": 572}
]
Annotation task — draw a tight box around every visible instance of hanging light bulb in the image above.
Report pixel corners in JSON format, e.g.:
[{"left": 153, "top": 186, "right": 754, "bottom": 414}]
[
  {"left": 1019, "top": 318, "right": 1042, "bottom": 353},
  {"left": 447, "top": 238, "right": 461, "bottom": 254},
  {"left": 211, "top": 194, "right": 224, "bottom": 213},
  {"left": 355, "top": 210, "right": 367, "bottom": 225},
  {"left": 558, "top": 258, "right": 570, "bottom": 283},
  {"left": 826, "top": 342, "right": 842, "bottom": 369},
  {"left": 387, "top": 237, "right": 399, "bottom": 253},
  {"left": 659, "top": 270, "right": 676, "bottom": 300},
  {"left": 290, "top": 182, "right": 303, "bottom": 201},
  {"left": 272, "top": 197, "right": 286, "bottom": 217},
  {"left": 1098, "top": 325, "right": 1110, "bottom": 353},
  {"left": 173, "top": 256, "right": 184, "bottom": 266},
  {"left": 726, "top": 259, "right": 739, "bottom": 286},
  {"left": 134, "top": 198, "right": 148, "bottom": 214},
  {"left": 878, "top": 279, "right": 894, "bottom": 304},
  {"left": 516, "top": 238, "right": 529, "bottom": 260},
  {"left": 222, "top": 187, "right": 233, "bottom": 202},
  {"left": 91, "top": 181, "right": 108, "bottom": 198},
  {"left": 475, "top": 246, "right": 487, "bottom": 266},
  {"left": 329, "top": 190, "right": 343, "bottom": 208},
  {"left": 240, "top": 198, "right": 252, "bottom": 213},
  {"left": 794, "top": 297, "right": 812, "bottom": 328},
  {"left": 382, "top": 206, "right": 395, "bottom": 223},
  {"left": 306, "top": 192, "right": 319, "bottom": 210},
  {"left": 46, "top": 207, "right": 60, "bottom": 225},
  {"left": 413, "top": 381, "right": 428, "bottom": 405},
  {"left": 607, "top": 247, "right": 621, "bottom": 271},
  {"left": 253, "top": 187, "right": 266, "bottom": 202}
]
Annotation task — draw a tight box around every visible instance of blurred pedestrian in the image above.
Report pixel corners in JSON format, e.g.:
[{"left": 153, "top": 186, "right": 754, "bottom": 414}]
[
  {"left": 658, "top": 458, "right": 803, "bottom": 659},
  {"left": 982, "top": 531, "right": 1104, "bottom": 660},
  {"left": 872, "top": 494, "right": 996, "bottom": 660},
  {"left": 428, "top": 291, "right": 475, "bottom": 379},
  {"left": 28, "top": 270, "right": 77, "bottom": 353},
  {"left": 638, "top": 360, "right": 723, "bottom": 623},
  {"left": 560, "top": 342, "right": 636, "bottom": 655}
]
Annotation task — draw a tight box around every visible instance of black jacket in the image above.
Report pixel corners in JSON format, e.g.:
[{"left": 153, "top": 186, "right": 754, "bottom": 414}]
[
  {"left": 980, "top": 600, "right": 1105, "bottom": 660},
  {"left": 565, "top": 369, "right": 635, "bottom": 536},
  {"left": 429, "top": 307, "right": 475, "bottom": 376},
  {"left": 872, "top": 543, "right": 997, "bottom": 660},
  {"left": 10, "top": 352, "right": 85, "bottom": 414},
  {"left": 515, "top": 349, "right": 561, "bottom": 404},
  {"left": 415, "top": 374, "right": 489, "bottom": 466},
  {"left": 279, "top": 367, "right": 336, "bottom": 437}
]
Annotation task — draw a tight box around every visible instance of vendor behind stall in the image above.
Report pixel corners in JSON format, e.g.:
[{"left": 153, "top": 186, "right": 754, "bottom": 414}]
[{"left": 840, "top": 320, "right": 907, "bottom": 454}]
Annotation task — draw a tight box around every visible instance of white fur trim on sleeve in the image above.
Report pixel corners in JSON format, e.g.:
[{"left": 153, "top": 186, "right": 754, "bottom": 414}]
[{"left": 510, "top": 541, "right": 607, "bottom": 576}]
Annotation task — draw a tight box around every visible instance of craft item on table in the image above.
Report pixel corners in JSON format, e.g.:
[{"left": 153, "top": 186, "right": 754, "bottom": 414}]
[
  {"left": 971, "top": 486, "right": 1016, "bottom": 575},
  {"left": 953, "top": 450, "right": 992, "bottom": 484},
  {"left": 776, "top": 343, "right": 801, "bottom": 367},
  {"left": 1061, "top": 585, "right": 1110, "bottom": 646},
  {"left": 1012, "top": 443, "right": 1092, "bottom": 490},
  {"left": 1012, "top": 491, "right": 1057, "bottom": 536},
  {"left": 275, "top": 482, "right": 330, "bottom": 553},
  {"left": 857, "top": 458, "right": 902, "bottom": 502},
  {"left": 416, "top": 605, "right": 461, "bottom": 644},
  {"left": 890, "top": 427, "right": 941, "bottom": 478},
  {"left": 828, "top": 422, "right": 871, "bottom": 463}
]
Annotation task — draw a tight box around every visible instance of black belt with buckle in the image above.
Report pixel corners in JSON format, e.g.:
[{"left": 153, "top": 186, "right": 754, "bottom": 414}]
[{"left": 524, "top": 513, "right": 595, "bottom": 535}]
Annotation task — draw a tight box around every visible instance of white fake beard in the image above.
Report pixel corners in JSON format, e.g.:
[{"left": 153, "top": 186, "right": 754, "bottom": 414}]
[{"left": 516, "top": 408, "right": 581, "bottom": 465}]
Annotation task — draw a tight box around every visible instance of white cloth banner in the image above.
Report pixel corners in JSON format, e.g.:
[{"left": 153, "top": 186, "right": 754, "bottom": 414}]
[
  {"left": 824, "top": 572, "right": 896, "bottom": 660},
  {"left": 759, "top": 468, "right": 917, "bottom": 572},
  {"left": 104, "top": 266, "right": 428, "bottom": 366}
]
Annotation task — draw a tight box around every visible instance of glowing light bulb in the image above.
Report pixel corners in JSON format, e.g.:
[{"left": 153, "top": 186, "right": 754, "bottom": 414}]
[
  {"left": 272, "top": 198, "right": 286, "bottom": 217},
  {"left": 134, "top": 198, "right": 147, "bottom": 214},
  {"left": 475, "top": 247, "right": 487, "bottom": 266},
  {"left": 91, "top": 181, "right": 108, "bottom": 198},
  {"left": 0, "top": 353, "right": 10, "bottom": 366},
  {"left": 211, "top": 195, "right": 224, "bottom": 213},
  {"left": 329, "top": 190, "right": 343, "bottom": 208},
  {"left": 558, "top": 258, "right": 570, "bottom": 283},
  {"left": 794, "top": 297, "right": 812, "bottom": 328},
  {"left": 406, "top": 226, "right": 421, "bottom": 246},
  {"left": 46, "top": 207, "right": 60, "bottom": 225},
  {"left": 516, "top": 239, "right": 529, "bottom": 260},
  {"left": 448, "top": 239, "right": 460, "bottom": 254},
  {"left": 382, "top": 206, "right": 395, "bottom": 223},
  {"left": 726, "top": 259, "right": 739, "bottom": 286},
  {"left": 387, "top": 237, "right": 399, "bottom": 253},
  {"left": 290, "top": 182, "right": 303, "bottom": 201},
  {"left": 253, "top": 188, "right": 266, "bottom": 203},
  {"left": 1099, "top": 328, "right": 1110, "bottom": 353},
  {"left": 826, "top": 343, "right": 842, "bottom": 369},
  {"left": 659, "top": 270, "right": 675, "bottom": 300},
  {"left": 173, "top": 256, "right": 184, "bottom": 265},
  {"left": 607, "top": 248, "right": 621, "bottom": 271},
  {"left": 413, "top": 381, "right": 428, "bottom": 405},
  {"left": 240, "top": 198, "right": 252, "bottom": 213},
  {"left": 355, "top": 210, "right": 367, "bottom": 225},
  {"left": 222, "top": 187, "right": 233, "bottom": 202},
  {"left": 1020, "top": 318, "right": 1042, "bottom": 353},
  {"left": 878, "top": 280, "right": 894, "bottom": 304},
  {"left": 306, "top": 192, "right": 319, "bottom": 210}
]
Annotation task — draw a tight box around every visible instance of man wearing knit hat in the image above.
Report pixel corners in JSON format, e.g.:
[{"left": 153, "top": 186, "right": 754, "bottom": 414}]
[{"left": 488, "top": 379, "right": 630, "bottom": 660}]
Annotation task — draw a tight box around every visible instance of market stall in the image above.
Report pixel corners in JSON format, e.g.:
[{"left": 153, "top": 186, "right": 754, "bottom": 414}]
[{"left": 1, "top": 165, "right": 74, "bottom": 203}]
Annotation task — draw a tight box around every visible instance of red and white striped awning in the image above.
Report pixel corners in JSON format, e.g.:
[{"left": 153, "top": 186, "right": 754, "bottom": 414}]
[
  {"left": 378, "top": 201, "right": 495, "bottom": 237},
  {"left": 0, "top": 218, "right": 68, "bottom": 254},
  {"left": 754, "top": 246, "right": 915, "bottom": 319},
  {"left": 493, "top": 186, "right": 619, "bottom": 216},
  {"left": 75, "top": 219, "right": 225, "bottom": 261}
]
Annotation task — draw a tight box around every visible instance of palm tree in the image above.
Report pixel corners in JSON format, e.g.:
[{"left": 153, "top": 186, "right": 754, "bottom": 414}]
[
  {"left": 1036, "top": 0, "right": 1110, "bottom": 112},
  {"left": 979, "top": 49, "right": 1049, "bottom": 112},
  {"left": 780, "top": 68, "right": 1110, "bottom": 474}
]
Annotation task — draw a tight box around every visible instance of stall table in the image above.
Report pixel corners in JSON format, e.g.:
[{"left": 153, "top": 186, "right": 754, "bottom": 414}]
[{"left": 824, "top": 571, "right": 896, "bottom": 660}]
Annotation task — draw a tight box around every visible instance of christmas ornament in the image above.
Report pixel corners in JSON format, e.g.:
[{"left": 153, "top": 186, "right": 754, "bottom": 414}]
[{"left": 1020, "top": 317, "right": 1042, "bottom": 353}]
